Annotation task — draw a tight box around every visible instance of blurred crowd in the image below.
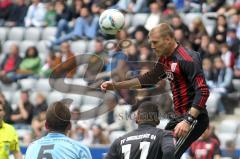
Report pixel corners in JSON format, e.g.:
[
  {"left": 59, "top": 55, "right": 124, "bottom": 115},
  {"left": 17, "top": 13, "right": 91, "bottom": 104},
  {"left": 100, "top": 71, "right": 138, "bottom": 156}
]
[{"left": 0, "top": 0, "right": 240, "bottom": 157}]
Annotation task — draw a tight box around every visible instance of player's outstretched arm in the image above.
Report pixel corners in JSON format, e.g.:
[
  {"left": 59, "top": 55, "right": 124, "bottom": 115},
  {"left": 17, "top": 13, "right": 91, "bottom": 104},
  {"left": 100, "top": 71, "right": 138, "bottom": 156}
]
[{"left": 100, "top": 78, "right": 142, "bottom": 91}]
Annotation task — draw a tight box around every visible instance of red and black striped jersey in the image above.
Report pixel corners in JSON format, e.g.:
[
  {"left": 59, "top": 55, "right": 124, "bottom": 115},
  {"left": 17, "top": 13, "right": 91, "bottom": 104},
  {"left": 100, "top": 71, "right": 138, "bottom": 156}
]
[
  {"left": 189, "top": 137, "right": 221, "bottom": 159},
  {"left": 138, "top": 44, "right": 210, "bottom": 115}
]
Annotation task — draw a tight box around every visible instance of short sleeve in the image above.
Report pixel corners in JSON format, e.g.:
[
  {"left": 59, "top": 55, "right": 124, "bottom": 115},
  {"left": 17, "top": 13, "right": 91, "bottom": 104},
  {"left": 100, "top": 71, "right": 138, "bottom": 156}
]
[
  {"left": 79, "top": 145, "right": 92, "bottom": 159},
  {"left": 105, "top": 139, "right": 120, "bottom": 159}
]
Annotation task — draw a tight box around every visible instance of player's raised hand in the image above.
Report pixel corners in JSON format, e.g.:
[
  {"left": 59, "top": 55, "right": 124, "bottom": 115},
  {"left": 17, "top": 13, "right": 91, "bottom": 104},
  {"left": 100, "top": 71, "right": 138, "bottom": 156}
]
[{"left": 100, "top": 81, "right": 115, "bottom": 91}]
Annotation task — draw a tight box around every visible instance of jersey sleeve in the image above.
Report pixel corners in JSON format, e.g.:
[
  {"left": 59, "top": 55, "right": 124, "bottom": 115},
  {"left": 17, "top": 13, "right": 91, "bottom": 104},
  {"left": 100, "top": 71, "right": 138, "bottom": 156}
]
[
  {"left": 137, "top": 60, "right": 166, "bottom": 88},
  {"left": 179, "top": 59, "right": 210, "bottom": 110},
  {"left": 161, "top": 131, "right": 176, "bottom": 159},
  {"left": 78, "top": 145, "right": 92, "bottom": 159},
  {"left": 105, "top": 139, "right": 120, "bottom": 159}
]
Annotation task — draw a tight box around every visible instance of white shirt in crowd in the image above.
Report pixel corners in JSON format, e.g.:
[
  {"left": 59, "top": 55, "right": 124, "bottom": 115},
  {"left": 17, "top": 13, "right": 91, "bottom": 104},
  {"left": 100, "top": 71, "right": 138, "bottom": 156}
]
[{"left": 25, "top": 2, "right": 46, "bottom": 27}]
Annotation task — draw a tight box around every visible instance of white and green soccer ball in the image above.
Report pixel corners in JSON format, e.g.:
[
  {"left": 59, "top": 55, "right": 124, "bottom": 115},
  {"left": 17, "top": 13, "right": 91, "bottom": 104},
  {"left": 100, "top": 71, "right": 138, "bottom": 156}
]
[{"left": 99, "top": 9, "right": 125, "bottom": 35}]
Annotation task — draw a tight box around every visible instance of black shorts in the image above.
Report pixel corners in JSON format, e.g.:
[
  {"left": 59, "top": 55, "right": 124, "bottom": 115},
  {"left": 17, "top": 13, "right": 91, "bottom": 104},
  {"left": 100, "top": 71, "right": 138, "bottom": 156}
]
[{"left": 165, "top": 112, "right": 209, "bottom": 159}]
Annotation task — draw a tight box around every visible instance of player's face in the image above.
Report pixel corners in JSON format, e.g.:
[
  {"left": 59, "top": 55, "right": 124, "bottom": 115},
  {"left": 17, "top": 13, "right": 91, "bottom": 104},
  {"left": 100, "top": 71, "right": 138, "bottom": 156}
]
[{"left": 149, "top": 34, "right": 169, "bottom": 57}]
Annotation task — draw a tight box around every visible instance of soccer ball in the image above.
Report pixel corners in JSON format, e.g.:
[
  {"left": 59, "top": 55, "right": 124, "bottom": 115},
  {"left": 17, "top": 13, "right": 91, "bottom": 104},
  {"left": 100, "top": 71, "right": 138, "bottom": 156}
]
[{"left": 99, "top": 9, "right": 125, "bottom": 35}]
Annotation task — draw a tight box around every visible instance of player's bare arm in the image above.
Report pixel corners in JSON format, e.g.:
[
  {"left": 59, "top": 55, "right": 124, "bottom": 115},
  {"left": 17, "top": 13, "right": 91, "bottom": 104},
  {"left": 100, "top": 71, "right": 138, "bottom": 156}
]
[{"left": 101, "top": 78, "right": 141, "bottom": 91}]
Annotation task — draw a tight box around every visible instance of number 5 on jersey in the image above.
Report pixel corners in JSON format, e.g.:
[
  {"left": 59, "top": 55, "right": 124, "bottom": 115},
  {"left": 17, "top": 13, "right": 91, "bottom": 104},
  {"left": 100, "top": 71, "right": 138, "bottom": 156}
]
[{"left": 37, "top": 145, "right": 54, "bottom": 159}]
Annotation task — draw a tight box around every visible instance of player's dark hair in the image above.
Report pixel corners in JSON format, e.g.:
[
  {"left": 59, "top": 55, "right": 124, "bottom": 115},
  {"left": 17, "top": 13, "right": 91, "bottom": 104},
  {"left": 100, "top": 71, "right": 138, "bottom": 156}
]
[
  {"left": 137, "top": 101, "right": 160, "bottom": 126},
  {"left": 46, "top": 101, "right": 71, "bottom": 132}
]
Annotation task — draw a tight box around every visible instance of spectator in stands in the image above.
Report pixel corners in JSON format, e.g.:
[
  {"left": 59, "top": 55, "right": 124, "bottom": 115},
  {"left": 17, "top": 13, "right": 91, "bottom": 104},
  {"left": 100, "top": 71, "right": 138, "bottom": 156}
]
[
  {"left": 55, "top": 42, "right": 76, "bottom": 78},
  {"left": 0, "top": 100, "right": 23, "bottom": 159},
  {"left": 112, "top": 0, "right": 129, "bottom": 11},
  {"left": 229, "top": 14, "right": 239, "bottom": 31},
  {"left": 174, "top": 28, "right": 186, "bottom": 45},
  {"left": 71, "top": 120, "right": 92, "bottom": 146},
  {"left": 85, "top": 39, "right": 107, "bottom": 83},
  {"left": 161, "top": 2, "right": 178, "bottom": 23},
  {"left": 91, "top": 124, "right": 110, "bottom": 145},
  {"left": 128, "top": 0, "right": 148, "bottom": 13},
  {"left": 32, "top": 93, "right": 47, "bottom": 117},
  {"left": 0, "top": 44, "right": 22, "bottom": 84},
  {"left": 24, "top": 0, "right": 46, "bottom": 27},
  {"left": 117, "top": 29, "right": 129, "bottom": 40},
  {"left": 0, "top": 0, "right": 13, "bottom": 26},
  {"left": 132, "top": 26, "right": 148, "bottom": 46},
  {"left": 222, "top": 140, "right": 239, "bottom": 159},
  {"left": 205, "top": 41, "right": 221, "bottom": 62},
  {"left": 144, "top": 2, "right": 161, "bottom": 31},
  {"left": 4, "top": 0, "right": 28, "bottom": 27},
  {"left": 202, "top": 58, "right": 214, "bottom": 86},
  {"left": 95, "top": 43, "right": 128, "bottom": 82},
  {"left": 183, "top": 0, "right": 202, "bottom": 13},
  {"left": 16, "top": 46, "right": 41, "bottom": 80},
  {"left": 54, "top": 0, "right": 73, "bottom": 39},
  {"left": 139, "top": 44, "right": 154, "bottom": 62},
  {"left": 51, "top": 7, "right": 99, "bottom": 46},
  {"left": 220, "top": 43, "right": 235, "bottom": 69},
  {"left": 189, "top": 17, "right": 207, "bottom": 51},
  {"left": 170, "top": 15, "right": 189, "bottom": 39},
  {"left": 227, "top": 28, "right": 240, "bottom": 58},
  {"left": 207, "top": 0, "right": 226, "bottom": 12},
  {"left": 10, "top": 90, "right": 33, "bottom": 126},
  {"left": 210, "top": 57, "right": 234, "bottom": 114},
  {"left": 95, "top": 93, "right": 131, "bottom": 132},
  {"left": 0, "top": 92, "right": 13, "bottom": 124},
  {"left": 172, "top": 0, "right": 184, "bottom": 11},
  {"left": 213, "top": 15, "right": 228, "bottom": 44},
  {"left": 234, "top": 56, "right": 240, "bottom": 79},
  {"left": 31, "top": 93, "right": 47, "bottom": 138},
  {"left": 236, "top": 16, "right": 240, "bottom": 40},
  {"left": 208, "top": 123, "right": 220, "bottom": 146},
  {"left": 124, "top": 43, "right": 139, "bottom": 78},
  {"left": 211, "top": 57, "right": 234, "bottom": 93},
  {"left": 189, "top": 127, "right": 221, "bottom": 159},
  {"left": 44, "top": 1, "right": 56, "bottom": 26},
  {"left": 39, "top": 53, "right": 59, "bottom": 78},
  {"left": 91, "top": 2, "right": 102, "bottom": 14},
  {"left": 32, "top": 118, "right": 45, "bottom": 139},
  {"left": 198, "top": 34, "right": 210, "bottom": 59},
  {"left": 157, "top": 0, "right": 171, "bottom": 13},
  {"left": 70, "top": 0, "right": 82, "bottom": 18}
]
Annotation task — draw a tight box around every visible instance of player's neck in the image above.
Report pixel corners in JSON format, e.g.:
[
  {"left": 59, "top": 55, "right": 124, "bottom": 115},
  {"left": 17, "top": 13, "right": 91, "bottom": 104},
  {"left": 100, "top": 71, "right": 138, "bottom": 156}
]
[
  {"left": 168, "top": 42, "right": 178, "bottom": 57},
  {"left": 138, "top": 122, "right": 156, "bottom": 127},
  {"left": 48, "top": 130, "right": 67, "bottom": 135}
]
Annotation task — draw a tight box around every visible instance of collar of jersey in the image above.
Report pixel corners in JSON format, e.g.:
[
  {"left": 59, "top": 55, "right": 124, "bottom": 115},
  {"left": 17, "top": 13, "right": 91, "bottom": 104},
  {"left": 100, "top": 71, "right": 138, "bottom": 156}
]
[
  {"left": 166, "top": 42, "right": 181, "bottom": 59},
  {"left": 138, "top": 123, "right": 156, "bottom": 128},
  {"left": 47, "top": 133, "right": 66, "bottom": 138}
]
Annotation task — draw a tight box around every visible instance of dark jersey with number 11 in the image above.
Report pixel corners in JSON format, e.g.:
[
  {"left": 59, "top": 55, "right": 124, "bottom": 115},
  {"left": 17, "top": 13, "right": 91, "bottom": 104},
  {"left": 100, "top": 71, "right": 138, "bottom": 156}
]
[{"left": 105, "top": 124, "right": 175, "bottom": 159}]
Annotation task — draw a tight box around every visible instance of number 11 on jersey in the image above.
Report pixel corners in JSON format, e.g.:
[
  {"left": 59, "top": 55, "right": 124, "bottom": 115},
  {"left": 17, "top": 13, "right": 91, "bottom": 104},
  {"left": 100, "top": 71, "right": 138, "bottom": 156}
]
[{"left": 122, "top": 141, "right": 150, "bottom": 159}]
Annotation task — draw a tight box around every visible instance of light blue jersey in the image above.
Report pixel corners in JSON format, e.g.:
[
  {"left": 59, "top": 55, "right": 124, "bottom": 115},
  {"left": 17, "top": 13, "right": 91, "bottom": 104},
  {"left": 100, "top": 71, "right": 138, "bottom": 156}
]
[{"left": 25, "top": 133, "right": 92, "bottom": 159}]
